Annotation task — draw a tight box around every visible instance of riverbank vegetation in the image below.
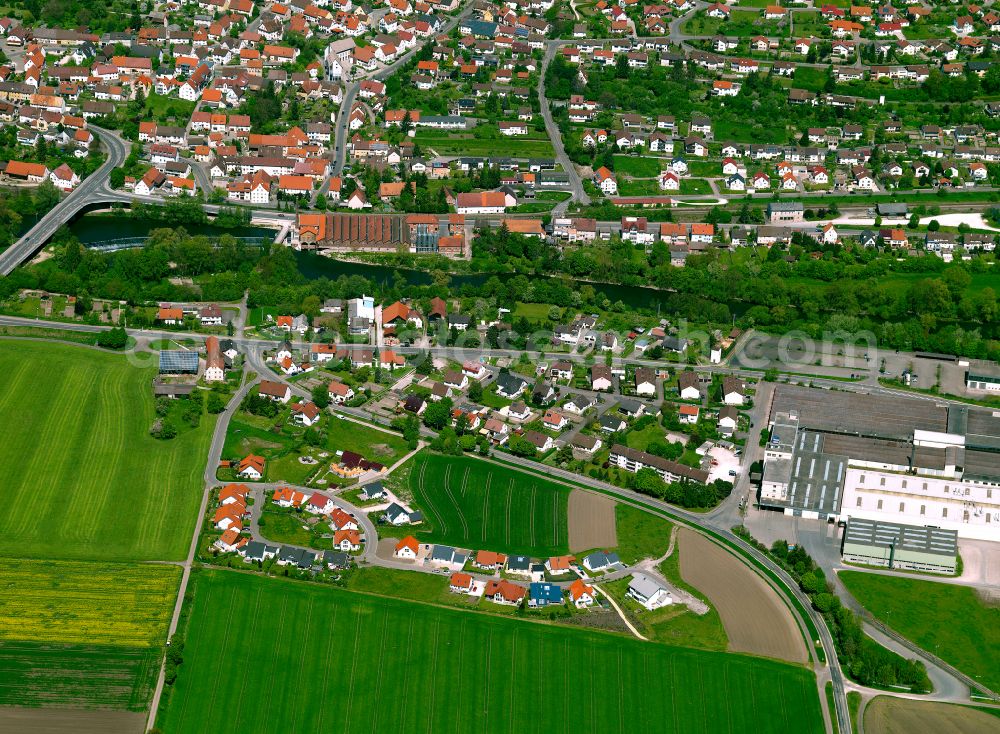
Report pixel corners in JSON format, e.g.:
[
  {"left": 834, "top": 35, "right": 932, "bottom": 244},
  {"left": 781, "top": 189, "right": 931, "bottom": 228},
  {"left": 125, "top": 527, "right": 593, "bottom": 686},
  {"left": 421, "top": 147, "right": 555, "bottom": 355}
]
[{"left": 5, "top": 218, "right": 998, "bottom": 360}]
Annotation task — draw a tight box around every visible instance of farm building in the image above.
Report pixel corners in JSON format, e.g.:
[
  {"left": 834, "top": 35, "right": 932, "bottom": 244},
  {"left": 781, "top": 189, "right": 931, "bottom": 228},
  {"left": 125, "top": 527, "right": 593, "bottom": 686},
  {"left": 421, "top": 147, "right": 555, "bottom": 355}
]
[{"left": 841, "top": 518, "right": 958, "bottom": 575}]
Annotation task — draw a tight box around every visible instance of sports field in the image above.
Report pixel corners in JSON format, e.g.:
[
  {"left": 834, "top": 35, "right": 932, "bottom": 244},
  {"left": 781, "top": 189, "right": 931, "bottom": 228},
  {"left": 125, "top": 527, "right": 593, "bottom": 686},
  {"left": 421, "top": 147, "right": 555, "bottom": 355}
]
[
  {"left": 158, "top": 570, "right": 825, "bottom": 734},
  {"left": 0, "top": 559, "right": 179, "bottom": 710},
  {"left": 840, "top": 571, "right": 1000, "bottom": 692},
  {"left": 0, "top": 342, "right": 215, "bottom": 561},
  {"left": 409, "top": 453, "right": 569, "bottom": 556}
]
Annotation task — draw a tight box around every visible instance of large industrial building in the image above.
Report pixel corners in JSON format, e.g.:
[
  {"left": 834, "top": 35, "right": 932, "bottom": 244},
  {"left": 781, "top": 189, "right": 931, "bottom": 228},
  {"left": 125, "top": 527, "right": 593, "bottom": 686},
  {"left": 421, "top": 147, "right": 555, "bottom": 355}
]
[
  {"left": 760, "top": 385, "right": 1000, "bottom": 541},
  {"left": 841, "top": 518, "right": 958, "bottom": 574},
  {"left": 293, "top": 213, "right": 464, "bottom": 256}
]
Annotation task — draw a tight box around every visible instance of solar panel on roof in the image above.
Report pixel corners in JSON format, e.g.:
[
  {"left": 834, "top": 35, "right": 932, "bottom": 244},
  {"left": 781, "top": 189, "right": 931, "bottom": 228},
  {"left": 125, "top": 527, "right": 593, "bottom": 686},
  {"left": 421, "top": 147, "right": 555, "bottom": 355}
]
[{"left": 159, "top": 350, "right": 199, "bottom": 373}]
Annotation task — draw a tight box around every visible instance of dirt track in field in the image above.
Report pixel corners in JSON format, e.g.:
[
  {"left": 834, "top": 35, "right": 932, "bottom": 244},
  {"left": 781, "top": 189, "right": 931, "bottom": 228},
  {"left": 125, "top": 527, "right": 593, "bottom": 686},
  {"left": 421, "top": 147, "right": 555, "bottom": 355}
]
[
  {"left": 864, "top": 696, "right": 1000, "bottom": 734},
  {"left": 0, "top": 707, "right": 144, "bottom": 734},
  {"left": 567, "top": 490, "right": 617, "bottom": 553},
  {"left": 678, "top": 528, "right": 808, "bottom": 664}
]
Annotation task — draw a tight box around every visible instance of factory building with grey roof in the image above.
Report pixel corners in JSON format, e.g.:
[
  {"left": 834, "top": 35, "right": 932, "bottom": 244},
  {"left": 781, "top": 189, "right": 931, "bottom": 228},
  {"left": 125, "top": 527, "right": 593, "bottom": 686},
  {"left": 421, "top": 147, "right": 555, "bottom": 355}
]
[
  {"left": 761, "top": 385, "right": 1000, "bottom": 540},
  {"left": 841, "top": 518, "right": 958, "bottom": 575}
]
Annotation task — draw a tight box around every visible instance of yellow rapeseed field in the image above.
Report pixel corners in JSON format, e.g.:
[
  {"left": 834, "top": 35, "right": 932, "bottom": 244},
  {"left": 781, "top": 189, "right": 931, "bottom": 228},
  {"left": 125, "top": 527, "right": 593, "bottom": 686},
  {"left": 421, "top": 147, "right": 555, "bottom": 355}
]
[{"left": 0, "top": 558, "right": 180, "bottom": 647}]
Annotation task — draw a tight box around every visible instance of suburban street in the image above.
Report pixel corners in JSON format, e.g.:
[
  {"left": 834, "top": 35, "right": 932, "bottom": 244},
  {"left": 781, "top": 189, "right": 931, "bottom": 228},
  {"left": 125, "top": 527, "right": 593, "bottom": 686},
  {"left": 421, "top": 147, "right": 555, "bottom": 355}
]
[{"left": 539, "top": 42, "right": 590, "bottom": 211}]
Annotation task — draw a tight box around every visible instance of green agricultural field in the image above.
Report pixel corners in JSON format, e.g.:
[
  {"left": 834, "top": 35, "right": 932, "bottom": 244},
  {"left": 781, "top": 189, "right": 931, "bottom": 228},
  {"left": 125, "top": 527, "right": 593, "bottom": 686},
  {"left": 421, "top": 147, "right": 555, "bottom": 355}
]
[
  {"left": 410, "top": 453, "right": 569, "bottom": 556},
  {"left": 840, "top": 571, "right": 1000, "bottom": 693},
  {"left": 0, "top": 558, "right": 179, "bottom": 710},
  {"left": 613, "top": 154, "right": 662, "bottom": 178},
  {"left": 0, "top": 342, "right": 216, "bottom": 561},
  {"left": 157, "top": 570, "right": 825, "bottom": 734}
]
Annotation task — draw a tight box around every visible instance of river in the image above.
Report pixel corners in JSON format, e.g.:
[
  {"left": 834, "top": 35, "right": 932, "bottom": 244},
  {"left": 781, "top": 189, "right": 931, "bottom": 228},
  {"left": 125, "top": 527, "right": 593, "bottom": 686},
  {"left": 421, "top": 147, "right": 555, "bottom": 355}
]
[
  {"left": 69, "top": 213, "right": 273, "bottom": 243},
  {"left": 292, "top": 250, "right": 696, "bottom": 312},
  {"left": 68, "top": 213, "right": 726, "bottom": 314}
]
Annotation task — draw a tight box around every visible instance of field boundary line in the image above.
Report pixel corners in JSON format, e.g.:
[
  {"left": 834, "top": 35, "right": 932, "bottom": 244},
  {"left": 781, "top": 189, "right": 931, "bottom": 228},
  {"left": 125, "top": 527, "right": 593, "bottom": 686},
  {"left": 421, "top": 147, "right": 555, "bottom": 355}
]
[
  {"left": 481, "top": 472, "right": 491, "bottom": 543},
  {"left": 529, "top": 486, "right": 537, "bottom": 549},
  {"left": 444, "top": 475, "right": 470, "bottom": 540},
  {"left": 342, "top": 606, "right": 364, "bottom": 725},
  {"left": 453, "top": 617, "right": 468, "bottom": 733},
  {"left": 417, "top": 458, "right": 449, "bottom": 536},
  {"left": 722, "top": 662, "right": 732, "bottom": 733},
  {"left": 8, "top": 366, "right": 80, "bottom": 541},
  {"left": 71, "top": 366, "right": 124, "bottom": 545},
  {"left": 182, "top": 584, "right": 236, "bottom": 728},
  {"left": 552, "top": 491, "right": 559, "bottom": 548},
  {"left": 509, "top": 626, "right": 518, "bottom": 734},
  {"left": 398, "top": 610, "right": 417, "bottom": 729},
  {"left": 563, "top": 638, "right": 570, "bottom": 732},
  {"left": 289, "top": 596, "right": 315, "bottom": 732},
  {"left": 504, "top": 478, "right": 513, "bottom": 546},
  {"left": 239, "top": 586, "right": 270, "bottom": 730},
  {"left": 617, "top": 648, "right": 625, "bottom": 733},
  {"left": 669, "top": 653, "right": 678, "bottom": 733},
  {"left": 368, "top": 601, "right": 392, "bottom": 734},
  {"left": 257, "top": 591, "right": 289, "bottom": 728},
  {"left": 483, "top": 628, "right": 493, "bottom": 722},
  {"left": 424, "top": 616, "right": 442, "bottom": 734}
]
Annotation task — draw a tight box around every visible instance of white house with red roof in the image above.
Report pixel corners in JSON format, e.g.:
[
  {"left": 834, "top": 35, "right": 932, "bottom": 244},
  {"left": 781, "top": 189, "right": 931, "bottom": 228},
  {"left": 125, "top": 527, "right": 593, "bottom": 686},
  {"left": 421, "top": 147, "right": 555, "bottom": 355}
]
[
  {"left": 236, "top": 454, "right": 265, "bottom": 480},
  {"left": 306, "top": 492, "right": 335, "bottom": 514},
  {"left": 394, "top": 535, "right": 420, "bottom": 559},
  {"left": 291, "top": 401, "right": 321, "bottom": 426}
]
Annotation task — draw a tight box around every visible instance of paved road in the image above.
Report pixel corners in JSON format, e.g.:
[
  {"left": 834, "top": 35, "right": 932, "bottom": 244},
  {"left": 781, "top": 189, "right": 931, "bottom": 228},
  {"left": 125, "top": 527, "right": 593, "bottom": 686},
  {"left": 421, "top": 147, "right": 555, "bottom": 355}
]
[
  {"left": 332, "top": 1, "right": 478, "bottom": 176},
  {"left": 0, "top": 125, "right": 129, "bottom": 275},
  {"left": 246, "top": 481, "right": 380, "bottom": 563},
  {"left": 145, "top": 367, "right": 257, "bottom": 732},
  {"left": 2, "top": 315, "right": 985, "bottom": 414},
  {"left": 539, "top": 43, "right": 589, "bottom": 211}
]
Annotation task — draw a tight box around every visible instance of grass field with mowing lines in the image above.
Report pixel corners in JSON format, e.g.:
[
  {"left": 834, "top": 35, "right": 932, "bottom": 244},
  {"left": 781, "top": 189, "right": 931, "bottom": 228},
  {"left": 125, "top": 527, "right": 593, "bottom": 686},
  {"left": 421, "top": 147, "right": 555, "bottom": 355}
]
[
  {"left": 0, "top": 342, "right": 215, "bottom": 561},
  {"left": 0, "top": 559, "right": 179, "bottom": 711},
  {"left": 409, "top": 453, "right": 569, "bottom": 556},
  {"left": 840, "top": 570, "right": 1000, "bottom": 693},
  {"left": 158, "top": 570, "right": 825, "bottom": 734}
]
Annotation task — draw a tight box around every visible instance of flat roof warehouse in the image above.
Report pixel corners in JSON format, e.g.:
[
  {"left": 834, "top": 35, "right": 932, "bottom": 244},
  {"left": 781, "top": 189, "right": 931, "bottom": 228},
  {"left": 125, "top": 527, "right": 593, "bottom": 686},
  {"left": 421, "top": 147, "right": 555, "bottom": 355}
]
[{"left": 770, "top": 384, "right": 948, "bottom": 441}]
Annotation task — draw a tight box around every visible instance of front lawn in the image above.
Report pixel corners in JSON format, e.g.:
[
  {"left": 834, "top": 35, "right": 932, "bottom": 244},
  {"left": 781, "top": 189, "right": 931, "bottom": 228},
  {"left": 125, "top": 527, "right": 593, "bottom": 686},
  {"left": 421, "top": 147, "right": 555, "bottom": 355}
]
[{"left": 613, "top": 154, "right": 662, "bottom": 178}]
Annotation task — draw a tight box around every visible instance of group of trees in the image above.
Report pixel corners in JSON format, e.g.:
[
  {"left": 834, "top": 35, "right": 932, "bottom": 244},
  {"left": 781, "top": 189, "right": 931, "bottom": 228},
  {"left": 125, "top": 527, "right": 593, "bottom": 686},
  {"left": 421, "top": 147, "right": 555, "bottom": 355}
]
[
  {"left": 476, "top": 228, "right": 997, "bottom": 359},
  {"left": 13, "top": 0, "right": 137, "bottom": 33},
  {"left": 620, "top": 467, "right": 733, "bottom": 509},
  {"left": 471, "top": 224, "right": 560, "bottom": 272},
  {"left": 0, "top": 184, "right": 62, "bottom": 250},
  {"left": 96, "top": 327, "right": 128, "bottom": 349},
  {"left": 765, "top": 539, "right": 932, "bottom": 692}
]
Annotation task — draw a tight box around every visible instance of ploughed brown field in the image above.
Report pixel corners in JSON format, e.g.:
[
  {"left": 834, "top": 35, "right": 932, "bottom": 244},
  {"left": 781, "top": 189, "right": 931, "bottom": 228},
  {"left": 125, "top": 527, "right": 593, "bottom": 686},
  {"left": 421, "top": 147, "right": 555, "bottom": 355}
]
[
  {"left": 567, "top": 490, "right": 617, "bottom": 552},
  {"left": 0, "top": 707, "right": 144, "bottom": 734},
  {"left": 864, "top": 696, "right": 1000, "bottom": 734},
  {"left": 678, "top": 528, "right": 808, "bottom": 664}
]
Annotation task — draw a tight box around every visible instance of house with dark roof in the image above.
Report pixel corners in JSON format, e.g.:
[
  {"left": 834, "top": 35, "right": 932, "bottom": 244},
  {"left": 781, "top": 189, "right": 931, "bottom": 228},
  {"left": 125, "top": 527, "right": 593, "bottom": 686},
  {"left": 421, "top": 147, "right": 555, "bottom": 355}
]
[
  {"left": 495, "top": 371, "right": 528, "bottom": 398},
  {"left": 582, "top": 550, "right": 621, "bottom": 572},
  {"left": 528, "top": 582, "right": 564, "bottom": 607}
]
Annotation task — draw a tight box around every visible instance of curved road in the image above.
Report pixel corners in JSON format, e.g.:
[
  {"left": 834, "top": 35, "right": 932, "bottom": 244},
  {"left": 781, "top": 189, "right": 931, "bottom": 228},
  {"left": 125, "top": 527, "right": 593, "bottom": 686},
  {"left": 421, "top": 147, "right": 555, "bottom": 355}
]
[{"left": 0, "top": 125, "right": 129, "bottom": 275}]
